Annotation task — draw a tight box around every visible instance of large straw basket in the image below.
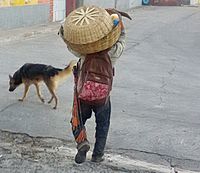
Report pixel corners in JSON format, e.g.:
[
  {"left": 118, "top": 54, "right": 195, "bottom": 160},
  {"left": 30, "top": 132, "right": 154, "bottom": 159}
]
[
  {"left": 64, "top": 24, "right": 121, "bottom": 54},
  {"left": 63, "top": 6, "right": 121, "bottom": 54}
]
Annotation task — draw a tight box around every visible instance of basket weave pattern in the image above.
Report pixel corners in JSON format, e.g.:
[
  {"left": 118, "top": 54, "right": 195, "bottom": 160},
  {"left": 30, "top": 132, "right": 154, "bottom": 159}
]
[
  {"left": 65, "top": 24, "right": 121, "bottom": 54},
  {"left": 63, "top": 6, "right": 121, "bottom": 54}
]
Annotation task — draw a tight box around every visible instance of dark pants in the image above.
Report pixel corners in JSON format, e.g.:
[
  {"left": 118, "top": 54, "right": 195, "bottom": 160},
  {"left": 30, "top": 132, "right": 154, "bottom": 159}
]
[{"left": 79, "top": 98, "right": 111, "bottom": 156}]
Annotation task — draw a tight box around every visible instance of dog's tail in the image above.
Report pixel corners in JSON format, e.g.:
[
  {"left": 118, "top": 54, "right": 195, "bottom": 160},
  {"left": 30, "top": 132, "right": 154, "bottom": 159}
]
[{"left": 53, "top": 60, "right": 77, "bottom": 83}]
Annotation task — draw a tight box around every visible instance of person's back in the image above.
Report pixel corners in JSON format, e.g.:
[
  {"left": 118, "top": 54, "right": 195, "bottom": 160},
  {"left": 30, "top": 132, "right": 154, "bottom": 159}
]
[{"left": 77, "top": 49, "right": 113, "bottom": 105}]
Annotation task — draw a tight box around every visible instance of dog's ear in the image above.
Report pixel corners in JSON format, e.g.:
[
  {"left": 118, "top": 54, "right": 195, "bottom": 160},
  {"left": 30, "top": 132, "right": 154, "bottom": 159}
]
[
  {"left": 9, "top": 75, "right": 12, "bottom": 80},
  {"left": 58, "top": 25, "right": 64, "bottom": 36}
]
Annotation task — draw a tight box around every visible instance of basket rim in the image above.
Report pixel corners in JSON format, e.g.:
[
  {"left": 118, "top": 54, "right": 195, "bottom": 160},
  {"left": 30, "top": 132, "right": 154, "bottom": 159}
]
[
  {"left": 64, "top": 24, "right": 121, "bottom": 54},
  {"left": 63, "top": 6, "right": 114, "bottom": 44}
]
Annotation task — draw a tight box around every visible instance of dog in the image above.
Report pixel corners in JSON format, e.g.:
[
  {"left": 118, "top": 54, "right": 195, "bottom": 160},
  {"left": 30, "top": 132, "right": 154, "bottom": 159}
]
[{"left": 9, "top": 60, "right": 77, "bottom": 109}]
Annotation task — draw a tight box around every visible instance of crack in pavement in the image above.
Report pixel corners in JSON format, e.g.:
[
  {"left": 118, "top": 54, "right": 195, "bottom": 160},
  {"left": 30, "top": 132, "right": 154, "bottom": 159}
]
[
  {"left": 0, "top": 130, "right": 199, "bottom": 173},
  {"left": 0, "top": 130, "right": 154, "bottom": 173},
  {"left": 0, "top": 102, "right": 18, "bottom": 114},
  {"left": 123, "top": 111, "right": 200, "bottom": 126},
  {"left": 124, "top": 9, "right": 200, "bottom": 54},
  {"left": 175, "top": 10, "right": 200, "bottom": 25},
  {"left": 125, "top": 41, "right": 140, "bottom": 52},
  {"left": 113, "top": 148, "right": 200, "bottom": 172},
  {"left": 168, "top": 65, "right": 176, "bottom": 76},
  {"left": 116, "top": 147, "right": 200, "bottom": 164},
  {"left": 156, "top": 57, "right": 177, "bottom": 107}
]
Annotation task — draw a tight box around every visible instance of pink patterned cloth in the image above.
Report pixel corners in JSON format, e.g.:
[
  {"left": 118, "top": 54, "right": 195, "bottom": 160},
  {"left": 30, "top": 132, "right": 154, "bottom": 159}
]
[{"left": 79, "top": 81, "right": 109, "bottom": 101}]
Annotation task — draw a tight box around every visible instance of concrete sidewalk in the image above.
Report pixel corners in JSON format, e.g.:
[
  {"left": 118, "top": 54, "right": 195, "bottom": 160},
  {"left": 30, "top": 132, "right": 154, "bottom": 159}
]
[{"left": 0, "top": 22, "right": 61, "bottom": 44}]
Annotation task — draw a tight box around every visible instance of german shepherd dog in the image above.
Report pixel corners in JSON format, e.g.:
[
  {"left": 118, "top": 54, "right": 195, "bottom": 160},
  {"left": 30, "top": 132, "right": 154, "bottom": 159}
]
[{"left": 9, "top": 60, "right": 77, "bottom": 109}]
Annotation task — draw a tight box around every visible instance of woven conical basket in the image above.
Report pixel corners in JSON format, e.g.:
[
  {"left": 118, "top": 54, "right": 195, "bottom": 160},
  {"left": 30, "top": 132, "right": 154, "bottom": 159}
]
[{"left": 63, "top": 6, "right": 121, "bottom": 54}]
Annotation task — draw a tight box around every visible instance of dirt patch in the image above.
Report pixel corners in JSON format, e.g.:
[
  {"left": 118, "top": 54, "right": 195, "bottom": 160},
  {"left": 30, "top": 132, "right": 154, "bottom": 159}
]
[{"left": 0, "top": 130, "right": 145, "bottom": 173}]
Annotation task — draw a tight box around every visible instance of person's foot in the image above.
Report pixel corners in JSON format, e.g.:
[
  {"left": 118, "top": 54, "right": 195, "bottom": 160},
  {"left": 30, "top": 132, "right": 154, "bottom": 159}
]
[
  {"left": 91, "top": 154, "right": 104, "bottom": 163},
  {"left": 75, "top": 141, "right": 90, "bottom": 164}
]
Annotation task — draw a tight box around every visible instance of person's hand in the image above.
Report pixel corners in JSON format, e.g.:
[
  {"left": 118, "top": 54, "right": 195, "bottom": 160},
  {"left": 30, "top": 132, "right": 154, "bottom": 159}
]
[
  {"left": 111, "top": 14, "right": 120, "bottom": 26},
  {"left": 113, "top": 12, "right": 125, "bottom": 34},
  {"left": 120, "top": 21, "right": 125, "bottom": 32}
]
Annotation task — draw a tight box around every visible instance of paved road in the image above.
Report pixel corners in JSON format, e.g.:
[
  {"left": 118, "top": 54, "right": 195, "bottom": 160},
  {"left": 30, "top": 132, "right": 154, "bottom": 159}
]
[{"left": 0, "top": 6, "right": 200, "bottom": 172}]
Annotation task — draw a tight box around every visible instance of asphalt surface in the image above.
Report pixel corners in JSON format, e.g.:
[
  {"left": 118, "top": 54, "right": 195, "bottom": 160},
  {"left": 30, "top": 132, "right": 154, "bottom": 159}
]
[{"left": 0, "top": 6, "right": 200, "bottom": 172}]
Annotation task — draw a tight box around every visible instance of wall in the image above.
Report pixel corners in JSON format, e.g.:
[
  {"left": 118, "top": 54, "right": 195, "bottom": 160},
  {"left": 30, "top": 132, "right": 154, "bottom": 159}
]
[
  {"left": 116, "top": 0, "right": 130, "bottom": 10},
  {"left": 129, "top": 0, "right": 142, "bottom": 8},
  {"left": 190, "top": 0, "right": 199, "bottom": 4},
  {"left": 83, "top": 0, "right": 115, "bottom": 8},
  {"left": 0, "top": 0, "right": 50, "bottom": 29},
  {"left": 0, "top": 0, "right": 38, "bottom": 7},
  {"left": 0, "top": 4, "right": 49, "bottom": 29},
  {"left": 83, "top": 0, "right": 142, "bottom": 10}
]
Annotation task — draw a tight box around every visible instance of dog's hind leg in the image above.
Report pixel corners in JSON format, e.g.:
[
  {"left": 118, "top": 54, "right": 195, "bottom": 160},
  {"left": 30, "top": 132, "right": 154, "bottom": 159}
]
[
  {"left": 49, "top": 89, "right": 58, "bottom": 109},
  {"left": 34, "top": 83, "right": 45, "bottom": 103},
  {"left": 19, "top": 83, "right": 30, "bottom": 101},
  {"left": 46, "top": 81, "right": 58, "bottom": 109}
]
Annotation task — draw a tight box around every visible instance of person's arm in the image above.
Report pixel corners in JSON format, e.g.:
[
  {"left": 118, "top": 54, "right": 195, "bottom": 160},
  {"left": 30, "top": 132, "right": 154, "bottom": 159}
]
[{"left": 108, "top": 22, "right": 126, "bottom": 66}]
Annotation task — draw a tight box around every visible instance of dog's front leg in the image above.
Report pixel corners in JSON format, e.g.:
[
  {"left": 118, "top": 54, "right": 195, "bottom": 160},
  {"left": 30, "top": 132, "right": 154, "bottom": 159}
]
[
  {"left": 48, "top": 89, "right": 58, "bottom": 109},
  {"left": 46, "top": 81, "right": 58, "bottom": 109},
  {"left": 49, "top": 92, "right": 58, "bottom": 109},
  {"left": 18, "top": 84, "right": 30, "bottom": 101},
  {"left": 34, "top": 83, "right": 45, "bottom": 103}
]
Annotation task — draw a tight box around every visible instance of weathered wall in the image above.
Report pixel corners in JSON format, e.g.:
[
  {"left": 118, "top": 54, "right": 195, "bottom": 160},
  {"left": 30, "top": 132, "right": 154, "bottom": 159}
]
[
  {"left": 83, "top": 0, "right": 142, "bottom": 10},
  {"left": 129, "top": 0, "right": 142, "bottom": 8},
  {"left": 83, "top": 0, "right": 115, "bottom": 8},
  {"left": 0, "top": 4, "right": 49, "bottom": 29}
]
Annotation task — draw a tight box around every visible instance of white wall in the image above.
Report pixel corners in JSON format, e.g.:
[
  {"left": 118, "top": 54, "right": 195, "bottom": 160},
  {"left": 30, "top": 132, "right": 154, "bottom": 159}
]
[{"left": 190, "top": 0, "right": 198, "bottom": 5}]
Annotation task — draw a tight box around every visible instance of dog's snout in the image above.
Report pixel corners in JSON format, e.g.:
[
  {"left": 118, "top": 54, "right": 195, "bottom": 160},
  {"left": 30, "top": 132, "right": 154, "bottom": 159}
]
[{"left": 9, "top": 87, "right": 15, "bottom": 92}]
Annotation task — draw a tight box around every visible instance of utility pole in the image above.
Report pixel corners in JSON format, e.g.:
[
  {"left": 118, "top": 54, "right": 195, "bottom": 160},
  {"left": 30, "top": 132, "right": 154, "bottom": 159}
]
[
  {"left": 114, "top": 0, "right": 117, "bottom": 8},
  {"left": 77, "top": 0, "right": 84, "bottom": 7}
]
